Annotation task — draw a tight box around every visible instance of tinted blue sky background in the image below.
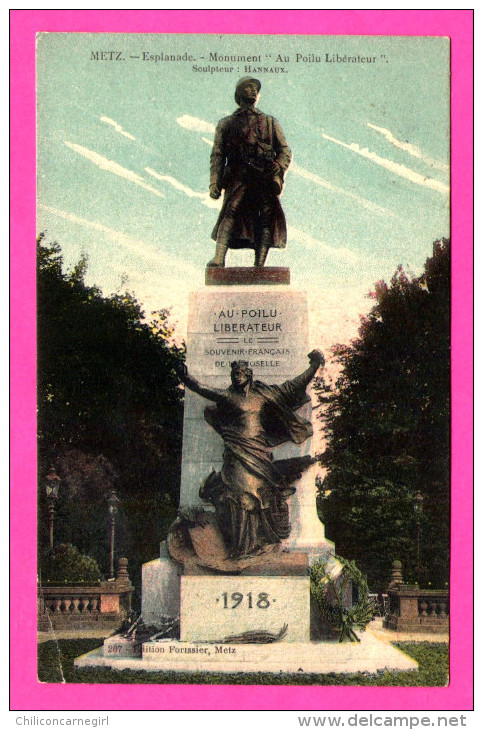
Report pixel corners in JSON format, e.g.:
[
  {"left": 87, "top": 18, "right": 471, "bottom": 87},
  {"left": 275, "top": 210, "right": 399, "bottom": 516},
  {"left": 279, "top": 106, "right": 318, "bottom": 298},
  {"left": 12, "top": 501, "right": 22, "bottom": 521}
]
[{"left": 37, "top": 33, "right": 449, "bottom": 350}]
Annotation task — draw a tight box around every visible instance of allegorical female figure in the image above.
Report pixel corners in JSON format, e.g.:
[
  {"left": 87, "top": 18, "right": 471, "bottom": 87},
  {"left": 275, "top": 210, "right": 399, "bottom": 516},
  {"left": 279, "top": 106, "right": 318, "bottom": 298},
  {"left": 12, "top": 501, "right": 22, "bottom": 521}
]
[{"left": 178, "top": 351, "right": 324, "bottom": 559}]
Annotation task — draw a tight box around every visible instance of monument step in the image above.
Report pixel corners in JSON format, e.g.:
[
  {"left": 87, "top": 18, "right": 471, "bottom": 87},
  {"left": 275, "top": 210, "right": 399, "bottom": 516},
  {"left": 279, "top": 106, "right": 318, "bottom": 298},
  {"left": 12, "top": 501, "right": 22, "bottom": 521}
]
[{"left": 76, "top": 631, "right": 419, "bottom": 675}]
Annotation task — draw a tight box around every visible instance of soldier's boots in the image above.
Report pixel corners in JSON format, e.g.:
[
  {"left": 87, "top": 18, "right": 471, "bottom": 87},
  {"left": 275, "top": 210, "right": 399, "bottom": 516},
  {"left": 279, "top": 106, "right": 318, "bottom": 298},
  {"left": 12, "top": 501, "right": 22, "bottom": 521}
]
[
  {"left": 254, "top": 230, "right": 271, "bottom": 267},
  {"left": 207, "top": 240, "right": 228, "bottom": 267},
  {"left": 207, "top": 232, "right": 271, "bottom": 268}
]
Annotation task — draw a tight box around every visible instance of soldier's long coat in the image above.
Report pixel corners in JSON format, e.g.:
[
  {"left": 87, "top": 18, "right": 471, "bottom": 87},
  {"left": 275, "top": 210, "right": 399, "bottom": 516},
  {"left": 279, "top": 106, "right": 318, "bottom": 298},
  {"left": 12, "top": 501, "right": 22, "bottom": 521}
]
[{"left": 210, "top": 107, "right": 292, "bottom": 249}]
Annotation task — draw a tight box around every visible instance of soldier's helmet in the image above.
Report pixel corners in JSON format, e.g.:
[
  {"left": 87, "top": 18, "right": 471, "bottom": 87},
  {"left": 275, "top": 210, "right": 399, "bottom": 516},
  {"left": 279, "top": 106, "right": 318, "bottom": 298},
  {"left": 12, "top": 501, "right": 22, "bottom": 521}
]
[{"left": 234, "top": 77, "right": 261, "bottom": 105}]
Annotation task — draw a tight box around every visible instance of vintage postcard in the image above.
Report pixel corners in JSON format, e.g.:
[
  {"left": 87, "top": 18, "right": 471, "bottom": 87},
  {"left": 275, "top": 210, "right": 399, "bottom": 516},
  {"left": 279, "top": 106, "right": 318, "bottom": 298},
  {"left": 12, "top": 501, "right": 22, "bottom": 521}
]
[{"left": 10, "top": 10, "right": 473, "bottom": 715}]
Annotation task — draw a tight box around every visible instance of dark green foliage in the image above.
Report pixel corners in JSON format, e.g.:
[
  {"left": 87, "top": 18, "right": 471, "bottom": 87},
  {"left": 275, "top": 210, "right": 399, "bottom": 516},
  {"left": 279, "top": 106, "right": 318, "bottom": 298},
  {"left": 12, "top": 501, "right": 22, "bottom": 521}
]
[
  {"left": 37, "top": 639, "right": 448, "bottom": 686},
  {"left": 37, "top": 234, "right": 185, "bottom": 587},
  {"left": 318, "top": 240, "right": 450, "bottom": 592},
  {"left": 39, "top": 543, "right": 101, "bottom": 584},
  {"left": 310, "top": 556, "right": 375, "bottom": 642}
]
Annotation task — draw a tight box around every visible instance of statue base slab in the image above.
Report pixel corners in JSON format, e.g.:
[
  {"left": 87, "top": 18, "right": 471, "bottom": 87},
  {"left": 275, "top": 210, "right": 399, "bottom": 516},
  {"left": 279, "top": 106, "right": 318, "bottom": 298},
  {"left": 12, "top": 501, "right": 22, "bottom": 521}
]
[
  {"left": 180, "top": 575, "right": 310, "bottom": 643},
  {"left": 205, "top": 266, "right": 290, "bottom": 286},
  {"left": 75, "top": 631, "right": 419, "bottom": 675}
]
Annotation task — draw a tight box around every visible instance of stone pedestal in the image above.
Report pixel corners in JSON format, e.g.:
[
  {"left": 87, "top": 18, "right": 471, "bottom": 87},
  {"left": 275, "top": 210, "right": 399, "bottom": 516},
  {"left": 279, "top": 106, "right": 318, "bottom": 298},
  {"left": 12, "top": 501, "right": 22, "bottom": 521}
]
[{"left": 140, "top": 285, "right": 336, "bottom": 660}]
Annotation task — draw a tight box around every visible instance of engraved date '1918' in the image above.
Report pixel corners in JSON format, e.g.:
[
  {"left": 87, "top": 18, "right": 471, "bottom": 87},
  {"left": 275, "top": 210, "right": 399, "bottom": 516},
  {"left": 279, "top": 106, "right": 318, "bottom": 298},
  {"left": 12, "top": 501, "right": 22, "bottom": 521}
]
[{"left": 218, "top": 592, "right": 272, "bottom": 609}]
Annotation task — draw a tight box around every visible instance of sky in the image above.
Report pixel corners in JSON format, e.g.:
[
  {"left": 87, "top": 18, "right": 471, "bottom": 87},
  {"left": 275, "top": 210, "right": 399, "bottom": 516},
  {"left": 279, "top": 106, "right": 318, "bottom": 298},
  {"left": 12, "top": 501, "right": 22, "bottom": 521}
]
[{"left": 36, "top": 33, "right": 450, "bottom": 353}]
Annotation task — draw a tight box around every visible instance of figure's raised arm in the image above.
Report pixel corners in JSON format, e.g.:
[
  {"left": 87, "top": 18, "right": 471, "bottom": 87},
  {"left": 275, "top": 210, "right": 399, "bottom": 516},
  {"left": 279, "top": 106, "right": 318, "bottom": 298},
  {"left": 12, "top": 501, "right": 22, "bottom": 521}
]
[
  {"left": 288, "top": 350, "right": 326, "bottom": 391},
  {"left": 176, "top": 362, "right": 224, "bottom": 402},
  {"left": 274, "top": 350, "right": 325, "bottom": 407}
]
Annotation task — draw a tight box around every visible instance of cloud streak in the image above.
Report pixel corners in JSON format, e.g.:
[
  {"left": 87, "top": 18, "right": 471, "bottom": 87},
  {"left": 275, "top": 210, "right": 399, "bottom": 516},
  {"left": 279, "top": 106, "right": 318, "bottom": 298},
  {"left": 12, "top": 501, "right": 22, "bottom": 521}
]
[
  {"left": 288, "top": 226, "right": 358, "bottom": 264},
  {"left": 176, "top": 115, "right": 216, "bottom": 134},
  {"left": 64, "top": 141, "right": 165, "bottom": 197},
  {"left": 38, "top": 203, "right": 198, "bottom": 278},
  {"left": 145, "top": 167, "right": 221, "bottom": 209},
  {"left": 367, "top": 123, "right": 448, "bottom": 172},
  {"left": 322, "top": 133, "right": 449, "bottom": 194},
  {"left": 38, "top": 203, "right": 198, "bottom": 338},
  {"left": 290, "top": 162, "right": 395, "bottom": 218},
  {"left": 100, "top": 116, "right": 136, "bottom": 140},
  {"left": 173, "top": 116, "right": 393, "bottom": 218}
]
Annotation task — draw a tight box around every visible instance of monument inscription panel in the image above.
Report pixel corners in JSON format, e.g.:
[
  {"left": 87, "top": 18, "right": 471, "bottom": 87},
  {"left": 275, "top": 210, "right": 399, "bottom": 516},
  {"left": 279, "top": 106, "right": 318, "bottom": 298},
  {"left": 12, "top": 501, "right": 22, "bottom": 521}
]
[
  {"left": 180, "top": 575, "right": 310, "bottom": 643},
  {"left": 186, "top": 289, "right": 308, "bottom": 378}
]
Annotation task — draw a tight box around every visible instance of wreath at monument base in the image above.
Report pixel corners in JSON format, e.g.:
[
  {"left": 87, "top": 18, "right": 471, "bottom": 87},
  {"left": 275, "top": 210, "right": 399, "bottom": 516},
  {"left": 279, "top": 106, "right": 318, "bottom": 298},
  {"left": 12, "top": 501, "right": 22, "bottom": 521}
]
[{"left": 309, "top": 555, "right": 375, "bottom": 643}]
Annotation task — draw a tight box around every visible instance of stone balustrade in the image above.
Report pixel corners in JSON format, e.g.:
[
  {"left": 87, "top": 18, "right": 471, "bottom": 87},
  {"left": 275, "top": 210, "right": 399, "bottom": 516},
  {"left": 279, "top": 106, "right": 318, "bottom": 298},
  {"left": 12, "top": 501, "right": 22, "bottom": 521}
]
[
  {"left": 38, "top": 557, "right": 133, "bottom": 632},
  {"left": 383, "top": 585, "right": 449, "bottom": 633}
]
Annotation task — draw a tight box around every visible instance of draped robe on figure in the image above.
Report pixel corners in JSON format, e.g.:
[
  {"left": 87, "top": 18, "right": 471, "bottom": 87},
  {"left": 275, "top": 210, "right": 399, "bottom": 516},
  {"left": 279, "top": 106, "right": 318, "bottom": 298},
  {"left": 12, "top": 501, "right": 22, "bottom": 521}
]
[{"left": 201, "top": 377, "right": 313, "bottom": 558}]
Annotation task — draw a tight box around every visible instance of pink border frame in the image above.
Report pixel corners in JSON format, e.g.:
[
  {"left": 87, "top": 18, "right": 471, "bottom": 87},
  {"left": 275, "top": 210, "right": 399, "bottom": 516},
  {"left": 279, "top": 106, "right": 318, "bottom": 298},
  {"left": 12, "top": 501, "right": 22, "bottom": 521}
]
[{"left": 10, "top": 10, "right": 473, "bottom": 711}]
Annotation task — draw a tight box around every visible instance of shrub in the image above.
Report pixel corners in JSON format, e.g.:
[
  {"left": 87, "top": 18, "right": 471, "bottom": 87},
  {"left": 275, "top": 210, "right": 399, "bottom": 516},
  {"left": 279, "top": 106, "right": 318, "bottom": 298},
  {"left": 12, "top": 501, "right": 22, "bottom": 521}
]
[{"left": 39, "top": 543, "right": 102, "bottom": 584}]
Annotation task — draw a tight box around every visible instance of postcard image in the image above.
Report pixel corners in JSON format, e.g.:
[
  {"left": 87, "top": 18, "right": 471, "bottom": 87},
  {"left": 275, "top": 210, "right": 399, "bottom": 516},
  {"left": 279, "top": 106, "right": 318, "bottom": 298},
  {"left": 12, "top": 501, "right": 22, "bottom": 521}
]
[{"left": 11, "top": 16, "right": 470, "bottom": 710}]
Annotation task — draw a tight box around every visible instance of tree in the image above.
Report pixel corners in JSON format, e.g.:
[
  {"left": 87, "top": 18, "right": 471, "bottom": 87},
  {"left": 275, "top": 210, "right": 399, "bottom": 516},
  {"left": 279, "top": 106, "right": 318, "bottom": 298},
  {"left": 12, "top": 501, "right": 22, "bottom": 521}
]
[
  {"left": 37, "top": 235, "right": 185, "bottom": 590},
  {"left": 318, "top": 240, "right": 450, "bottom": 591}
]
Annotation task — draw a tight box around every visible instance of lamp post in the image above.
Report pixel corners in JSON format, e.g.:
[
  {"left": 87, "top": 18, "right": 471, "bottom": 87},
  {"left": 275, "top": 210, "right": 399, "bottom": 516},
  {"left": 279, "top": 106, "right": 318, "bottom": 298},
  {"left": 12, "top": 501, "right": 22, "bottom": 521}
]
[
  {"left": 414, "top": 491, "right": 424, "bottom": 584},
  {"left": 45, "top": 466, "right": 61, "bottom": 550},
  {"left": 107, "top": 490, "right": 120, "bottom": 580}
]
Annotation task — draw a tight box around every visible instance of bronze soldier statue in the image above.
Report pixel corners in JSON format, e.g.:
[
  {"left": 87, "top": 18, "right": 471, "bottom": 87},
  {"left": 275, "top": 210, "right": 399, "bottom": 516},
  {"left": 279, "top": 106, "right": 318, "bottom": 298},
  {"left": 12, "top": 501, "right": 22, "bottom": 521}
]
[
  {"left": 208, "top": 77, "right": 292, "bottom": 268},
  {"left": 177, "top": 351, "right": 325, "bottom": 560}
]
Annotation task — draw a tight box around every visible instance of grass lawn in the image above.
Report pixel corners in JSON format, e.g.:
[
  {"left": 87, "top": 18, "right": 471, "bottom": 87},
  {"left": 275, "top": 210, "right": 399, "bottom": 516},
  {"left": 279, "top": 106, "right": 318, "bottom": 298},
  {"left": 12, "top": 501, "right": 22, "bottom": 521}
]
[{"left": 38, "top": 639, "right": 448, "bottom": 686}]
